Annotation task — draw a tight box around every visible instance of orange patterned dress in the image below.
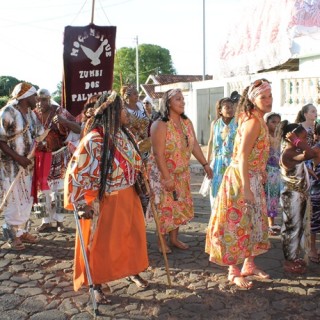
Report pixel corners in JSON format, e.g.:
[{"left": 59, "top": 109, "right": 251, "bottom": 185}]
[
  {"left": 64, "top": 128, "right": 148, "bottom": 290},
  {"left": 148, "top": 117, "right": 195, "bottom": 234},
  {"left": 205, "top": 110, "right": 270, "bottom": 266}
]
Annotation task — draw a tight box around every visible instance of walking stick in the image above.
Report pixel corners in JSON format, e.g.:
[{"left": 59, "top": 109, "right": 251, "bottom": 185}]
[
  {"left": 0, "top": 128, "right": 50, "bottom": 211},
  {"left": 142, "top": 172, "right": 172, "bottom": 286},
  {"left": 72, "top": 204, "right": 99, "bottom": 317}
]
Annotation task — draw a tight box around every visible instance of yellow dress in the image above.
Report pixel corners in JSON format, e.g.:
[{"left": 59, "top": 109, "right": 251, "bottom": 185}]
[{"left": 205, "top": 110, "right": 270, "bottom": 266}]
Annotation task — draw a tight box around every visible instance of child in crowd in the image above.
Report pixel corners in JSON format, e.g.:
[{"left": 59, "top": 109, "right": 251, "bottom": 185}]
[
  {"left": 280, "top": 123, "right": 320, "bottom": 274},
  {"left": 309, "top": 123, "right": 320, "bottom": 263},
  {"left": 264, "top": 112, "right": 282, "bottom": 235}
]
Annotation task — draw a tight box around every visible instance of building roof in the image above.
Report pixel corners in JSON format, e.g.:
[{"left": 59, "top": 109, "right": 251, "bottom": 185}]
[{"left": 141, "top": 74, "right": 213, "bottom": 99}]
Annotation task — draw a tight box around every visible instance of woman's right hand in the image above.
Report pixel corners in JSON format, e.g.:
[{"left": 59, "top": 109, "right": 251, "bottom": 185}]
[
  {"left": 243, "top": 186, "right": 254, "bottom": 205},
  {"left": 78, "top": 205, "right": 94, "bottom": 219},
  {"left": 162, "top": 178, "right": 175, "bottom": 192}
]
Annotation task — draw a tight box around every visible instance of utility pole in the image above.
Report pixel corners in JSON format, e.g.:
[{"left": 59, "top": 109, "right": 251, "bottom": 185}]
[
  {"left": 202, "top": 0, "right": 206, "bottom": 81},
  {"left": 135, "top": 36, "right": 139, "bottom": 90}
]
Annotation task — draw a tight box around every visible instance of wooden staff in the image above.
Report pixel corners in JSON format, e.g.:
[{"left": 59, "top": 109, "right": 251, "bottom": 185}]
[
  {"left": 142, "top": 171, "right": 172, "bottom": 286},
  {"left": 0, "top": 128, "right": 50, "bottom": 211}
]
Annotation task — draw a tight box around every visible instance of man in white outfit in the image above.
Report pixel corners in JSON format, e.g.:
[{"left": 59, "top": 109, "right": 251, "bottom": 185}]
[{"left": 0, "top": 82, "right": 44, "bottom": 250}]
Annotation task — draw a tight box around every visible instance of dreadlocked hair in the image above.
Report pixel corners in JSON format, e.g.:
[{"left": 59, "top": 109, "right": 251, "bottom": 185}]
[
  {"left": 87, "top": 93, "right": 122, "bottom": 200},
  {"left": 235, "top": 86, "right": 255, "bottom": 122}
]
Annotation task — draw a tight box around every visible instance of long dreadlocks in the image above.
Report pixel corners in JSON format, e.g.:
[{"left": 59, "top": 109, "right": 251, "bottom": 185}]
[{"left": 88, "top": 92, "right": 142, "bottom": 200}]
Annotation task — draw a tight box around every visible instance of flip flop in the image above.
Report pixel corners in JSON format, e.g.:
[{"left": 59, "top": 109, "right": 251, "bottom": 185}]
[
  {"left": 283, "top": 260, "right": 306, "bottom": 274},
  {"left": 268, "top": 227, "right": 278, "bottom": 236}
]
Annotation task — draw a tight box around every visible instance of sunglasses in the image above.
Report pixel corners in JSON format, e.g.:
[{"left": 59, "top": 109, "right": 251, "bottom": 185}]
[
  {"left": 251, "top": 78, "right": 271, "bottom": 88},
  {"left": 143, "top": 102, "right": 150, "bottom": 105}
]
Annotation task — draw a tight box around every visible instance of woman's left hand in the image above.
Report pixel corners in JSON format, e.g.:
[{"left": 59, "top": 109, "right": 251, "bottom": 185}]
[{"left": 203, "top": 164, "right": 213, "bottom": 179}]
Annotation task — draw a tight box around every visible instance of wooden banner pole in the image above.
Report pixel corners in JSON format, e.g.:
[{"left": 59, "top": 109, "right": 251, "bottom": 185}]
[{"left": 91, "top": 0, "right": 96, "bottom": 24}]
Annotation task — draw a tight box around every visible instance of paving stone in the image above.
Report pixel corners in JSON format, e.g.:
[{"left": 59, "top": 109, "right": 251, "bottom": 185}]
[
  {"left": 1, "top": 310, "right": 28, "bottom": 320},
  {"left": 0, "top": 157, "right": 320, "bottom": 319}
]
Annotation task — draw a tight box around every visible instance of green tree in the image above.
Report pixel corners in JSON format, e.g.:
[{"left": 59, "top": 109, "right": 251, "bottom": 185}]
[
  {"left": 52, "top": 81, "right": 62, "bottom": 105},
  {"left": 113, "top": 44, "right": 176, "bottom": 91},
  {"left": 0, "top": 76, "right": 20, "bottom": 97}
]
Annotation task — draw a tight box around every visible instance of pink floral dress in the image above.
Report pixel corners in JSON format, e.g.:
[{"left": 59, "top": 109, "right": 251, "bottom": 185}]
[
  {"left": 205, "top": 110, "right": 270, "bottom": 266},
  {"left": 147, "top": 117, "right": 195, "bottom": 234}
]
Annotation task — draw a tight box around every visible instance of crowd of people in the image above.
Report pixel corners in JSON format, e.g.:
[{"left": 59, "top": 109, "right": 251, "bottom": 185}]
[{"left": 0, "top": 79, "right": 319, "bottom": 299}]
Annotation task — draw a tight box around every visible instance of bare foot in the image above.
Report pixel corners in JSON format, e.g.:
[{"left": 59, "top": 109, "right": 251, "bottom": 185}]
[
  {"left": 170, "top": 240, "right": 189, "bottom": 250},
  {"left": 241, "top": 261, "right": 270, "bottom": 279},
  {"left": 228, "top": 266, "right": 253, "bottom": 289}
]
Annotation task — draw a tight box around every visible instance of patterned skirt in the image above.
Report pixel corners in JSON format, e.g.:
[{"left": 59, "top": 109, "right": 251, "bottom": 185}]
[{"left": 205, "top": 163, "right": 270, "bottom": 266}]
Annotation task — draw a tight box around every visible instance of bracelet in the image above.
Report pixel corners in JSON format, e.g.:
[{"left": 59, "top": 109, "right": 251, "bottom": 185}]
[
  {"left": 202, "top": 163, "right": 209, "bottom": 167},
  {"left": 292, "top": 138, "right": 301, "bottom": 147}
]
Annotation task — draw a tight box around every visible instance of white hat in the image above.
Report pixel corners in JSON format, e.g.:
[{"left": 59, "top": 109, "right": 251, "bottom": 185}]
[
  {"left": 37, "top": 88, "right": 51, "bottom": 98},
  {"left": 143, "top": 96, "right": 153, "bottom": 105}
]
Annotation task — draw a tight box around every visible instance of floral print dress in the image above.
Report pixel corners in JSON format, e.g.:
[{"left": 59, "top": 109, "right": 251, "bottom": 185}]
[
  {"left": 264, "top": 137, "right": 281, "bottom": 218},
  {"left": 147, "top": 117, "right": 195, "bottom": 234},
  {"left": 205, "top": 110, "right": 270, "bottom": 266}
]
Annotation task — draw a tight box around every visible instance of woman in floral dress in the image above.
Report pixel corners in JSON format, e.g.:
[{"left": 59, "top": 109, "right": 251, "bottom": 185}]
[
  {"left": 148, "top": 89, "right": 212, "bottom": 253},
  {"left": 205, "top": 80, "right": 272, "bottom": 289}
]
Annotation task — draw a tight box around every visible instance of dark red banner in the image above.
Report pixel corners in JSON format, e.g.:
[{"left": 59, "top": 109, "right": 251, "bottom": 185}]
[{"left": 62, "top": 24, "right": 116, "bottom": 117}]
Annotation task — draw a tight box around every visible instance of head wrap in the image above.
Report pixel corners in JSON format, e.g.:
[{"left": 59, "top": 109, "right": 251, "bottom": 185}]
[
  {"left": 158, "top": 88, "right": 182, "bottom": 117},
  {"left": 167, "top": 88, "right": 182, "bottom": 100},
  {"left": 37, "top": 88, "right": 51, "bottom": 98},
  {"left": 143, "top": 96, "right": 153, "bottom": 105},
  {"left": 248, "top": 81, "right": 271, "bottom": 102},
  {"left": 11, "top": 82, "right": 37, "bottom": 101},
  {"left": 94, "top": 91, "right": 118, "bottom": 115}
]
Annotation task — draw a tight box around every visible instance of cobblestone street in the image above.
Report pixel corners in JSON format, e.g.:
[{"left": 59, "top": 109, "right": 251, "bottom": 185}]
[{"left": 0, "top": 160, "right": 320, "bottom": 319}]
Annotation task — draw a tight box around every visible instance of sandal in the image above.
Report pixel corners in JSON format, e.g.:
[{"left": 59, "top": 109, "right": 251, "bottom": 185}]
[
  {"left": 93, "top": 285, "right": 111, "bottom": 304},
  {"left": 268, "top": 227, "right": 278, "bottom": 236},
  {"left": 241, "top": 261, "right": 270, "bottom": 279},
  {"left": 19, "top": 232, "right": 39, "bottom": 244},
  {"left": 35, "top": 223, "right": 52, "bottom": 232},
  {"left": 228, "top": 266, "right": 253, "bottom": 289},
  {"left": 126, "top": 275, "right": 149, "bottom": 288},
  {"left": 56, "top": 222, "right": 65, "bottom": 232},
  {"left": 283, "top": 260, "right": 306, "bottom": 274},
  {"left": 7, "top": 238, "right": 25, "bottom": 251}
]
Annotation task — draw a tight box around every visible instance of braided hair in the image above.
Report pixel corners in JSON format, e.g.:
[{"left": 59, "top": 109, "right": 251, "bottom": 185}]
[
  {"left": 235, "top": 86, "right": 255, "bottom": 121},
  {"left": 87, "top": 93, "right": 142, "bottom": 200}
]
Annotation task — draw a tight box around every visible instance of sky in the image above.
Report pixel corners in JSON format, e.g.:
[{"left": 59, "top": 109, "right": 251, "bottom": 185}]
[{"left": 0, "top": 0, "right": 242, "bottom": 94}]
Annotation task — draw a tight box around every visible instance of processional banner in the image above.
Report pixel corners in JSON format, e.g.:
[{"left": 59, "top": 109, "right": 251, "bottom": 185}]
[{"left": 62, "top": 24, "right": 117, "bottom": 117}]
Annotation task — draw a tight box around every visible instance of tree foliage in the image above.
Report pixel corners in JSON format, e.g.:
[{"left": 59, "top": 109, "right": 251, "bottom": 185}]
[{"left": 113, "top": 44, "right": 176, "bottom": 91}]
